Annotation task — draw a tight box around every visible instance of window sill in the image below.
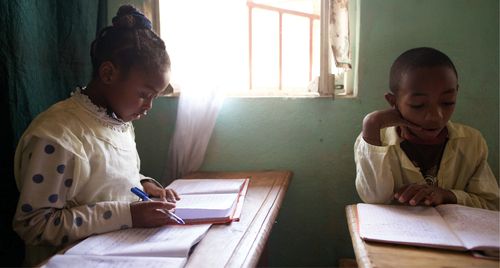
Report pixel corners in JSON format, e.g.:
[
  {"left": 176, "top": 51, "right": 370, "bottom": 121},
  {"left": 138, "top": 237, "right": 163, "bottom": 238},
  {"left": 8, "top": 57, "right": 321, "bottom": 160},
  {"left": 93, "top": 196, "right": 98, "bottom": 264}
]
[{"left": 161, "top": 91, "right": 357, "bottom": 99}]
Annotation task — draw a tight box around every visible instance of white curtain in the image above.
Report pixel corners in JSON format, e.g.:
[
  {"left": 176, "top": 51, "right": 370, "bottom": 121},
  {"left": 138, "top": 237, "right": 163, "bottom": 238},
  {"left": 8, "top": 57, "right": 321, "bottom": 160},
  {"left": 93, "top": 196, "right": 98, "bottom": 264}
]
[
  {"left": 330, "top": 0, "right": 351, "bottom": 71},
  {"left": 165, "top": 83, "right": 224, "bottom": 180},
  {"left": 160, "top": 1, "right": 244, "bottom": 181}
]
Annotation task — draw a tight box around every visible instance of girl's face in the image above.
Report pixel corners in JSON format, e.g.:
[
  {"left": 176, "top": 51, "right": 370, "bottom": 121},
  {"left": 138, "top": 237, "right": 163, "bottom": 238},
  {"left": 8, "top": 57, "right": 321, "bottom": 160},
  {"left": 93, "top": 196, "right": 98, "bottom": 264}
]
[
  {"left": 106, "top": 67, "right": 170, "bottom": 122},
  {"left": 388, "top": 66, "right": 458, "bottom": 141}
]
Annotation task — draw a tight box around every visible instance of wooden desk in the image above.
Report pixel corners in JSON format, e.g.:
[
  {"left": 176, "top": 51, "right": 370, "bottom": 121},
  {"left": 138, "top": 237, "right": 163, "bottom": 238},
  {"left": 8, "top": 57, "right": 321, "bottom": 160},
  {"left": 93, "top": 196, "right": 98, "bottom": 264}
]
[
  {"left": 39, "top": 170, "right": 290, "bottom": 268},
  {"left": 183, "top": 170, "right": 291, "bottom": 268},
  {"left": 345, "top": 204, "right": 499, "bottom": 268}
]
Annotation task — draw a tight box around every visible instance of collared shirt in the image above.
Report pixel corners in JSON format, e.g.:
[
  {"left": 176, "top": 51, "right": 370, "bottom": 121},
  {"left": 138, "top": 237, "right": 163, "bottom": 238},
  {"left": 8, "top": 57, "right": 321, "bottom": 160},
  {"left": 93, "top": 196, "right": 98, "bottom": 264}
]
[{"left": 354, "top": 121, "right": 499, "bottom": 210}]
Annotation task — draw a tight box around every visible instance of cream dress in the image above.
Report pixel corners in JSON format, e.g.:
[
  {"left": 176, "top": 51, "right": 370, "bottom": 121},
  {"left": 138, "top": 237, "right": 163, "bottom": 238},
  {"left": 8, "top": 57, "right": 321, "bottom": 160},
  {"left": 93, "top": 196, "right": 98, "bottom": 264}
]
[{"left": 13, "top": 88, "right": 158, "bottom": 265}]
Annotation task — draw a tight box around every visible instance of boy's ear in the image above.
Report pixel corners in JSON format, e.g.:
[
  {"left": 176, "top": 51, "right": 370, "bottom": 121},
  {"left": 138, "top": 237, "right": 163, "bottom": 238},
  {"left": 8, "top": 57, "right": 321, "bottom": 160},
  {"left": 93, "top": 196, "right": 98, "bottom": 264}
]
[
  {"left": 99, "top": 61, "right": 119, "bottom": 85},
  {"left": 384, "top": 92, "right": 397, "bottom": 107}
]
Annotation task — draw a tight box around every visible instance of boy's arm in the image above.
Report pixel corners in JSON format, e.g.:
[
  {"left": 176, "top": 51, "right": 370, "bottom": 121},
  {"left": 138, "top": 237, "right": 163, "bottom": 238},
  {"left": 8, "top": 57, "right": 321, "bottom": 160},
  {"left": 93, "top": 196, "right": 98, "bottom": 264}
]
[
  {"left": 354, "top": 134, "right": 395, "bottom": 204},
  {"left": 362, "top": 108, "right": 421, "bottom": 146},
  {"left": 355, "top": 108, "right": 421, "bottom": 203},
  {"left": 449, "top": 136, "right": 499, "bottom": 210}
]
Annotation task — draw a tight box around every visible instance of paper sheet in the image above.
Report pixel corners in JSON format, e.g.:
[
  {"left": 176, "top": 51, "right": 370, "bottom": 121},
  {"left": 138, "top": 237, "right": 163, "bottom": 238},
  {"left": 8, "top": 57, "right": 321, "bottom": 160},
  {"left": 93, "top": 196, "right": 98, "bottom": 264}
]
[
  {"left": 357, "top": 204, "right": 463, "bottom": 249},
  {"left": 437, "top": 204, "right": 500, "bottom": 250},
  {"left": 168, "top": 179, "right": 247, "bottom": 195},
  {"left": 43, "top": 255, "right": 186, "bottom": 268},
  {"left": 66, "top": 224, "right": 211, "bottom": 258},
  {"left": 175, "top": 194, "right": 238, "bottom": 220}
]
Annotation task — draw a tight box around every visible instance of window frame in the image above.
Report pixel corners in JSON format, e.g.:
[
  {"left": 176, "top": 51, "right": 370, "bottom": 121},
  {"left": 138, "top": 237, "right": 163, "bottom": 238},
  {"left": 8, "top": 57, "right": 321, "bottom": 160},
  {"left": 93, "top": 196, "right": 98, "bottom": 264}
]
[{"left": 151, "top": 0, "right": 358, "bottom": 98}]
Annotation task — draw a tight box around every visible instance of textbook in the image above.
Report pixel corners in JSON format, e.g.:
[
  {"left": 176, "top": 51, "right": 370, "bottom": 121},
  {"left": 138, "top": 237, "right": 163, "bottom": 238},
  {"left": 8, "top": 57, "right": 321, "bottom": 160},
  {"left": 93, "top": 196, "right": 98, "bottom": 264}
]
[
  {"left": 44, "top": 179, "right": 249, "bottom": 267},
  {"left": 166, "top": 178, "right": 250, "bottom": 224},
  {"left": 357, "top": 203, "right": 500, "bottom": 259},
  {"left": 44, "top": 224, "right": 211, "bottom": 268}
]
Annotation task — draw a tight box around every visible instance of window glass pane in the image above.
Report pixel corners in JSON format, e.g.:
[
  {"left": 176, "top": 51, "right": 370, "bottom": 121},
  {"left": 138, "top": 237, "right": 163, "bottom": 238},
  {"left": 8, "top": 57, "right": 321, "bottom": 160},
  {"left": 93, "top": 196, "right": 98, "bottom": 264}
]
[
  {"left": 159, "top": 0, "right": 248, "bottom": 92},
  {"left": 251, "top": 9, "right": 279, "bottom": 90},
  {"left": 282, "top": 14, "right": 309, "bottom": 91},
  {"left": 312, "top": 19, "right": 320, "bottom": 80}
]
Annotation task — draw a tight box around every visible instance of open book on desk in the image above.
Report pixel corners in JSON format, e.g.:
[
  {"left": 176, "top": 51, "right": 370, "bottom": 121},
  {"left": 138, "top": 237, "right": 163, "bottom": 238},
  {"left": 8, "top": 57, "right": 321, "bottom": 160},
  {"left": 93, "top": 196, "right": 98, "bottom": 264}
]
[
  {"left": 357, "top": 203, "right": 499, "bottom": 259},
  {"left": 166, "top": 178, "right": 250, "bottom": 224},
  {"left": 43, "top": 224, "right": 211, "bottom": 268}
]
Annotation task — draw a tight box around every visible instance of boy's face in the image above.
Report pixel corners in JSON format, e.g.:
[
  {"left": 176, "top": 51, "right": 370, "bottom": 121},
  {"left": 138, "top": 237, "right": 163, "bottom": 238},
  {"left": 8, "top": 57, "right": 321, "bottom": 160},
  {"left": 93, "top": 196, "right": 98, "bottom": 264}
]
[
  {"left": 388, "top": 66, "right": 458, "bottom": 141},
  {"left": 106, "top": 67, "right": 171, "bottom": 122}
]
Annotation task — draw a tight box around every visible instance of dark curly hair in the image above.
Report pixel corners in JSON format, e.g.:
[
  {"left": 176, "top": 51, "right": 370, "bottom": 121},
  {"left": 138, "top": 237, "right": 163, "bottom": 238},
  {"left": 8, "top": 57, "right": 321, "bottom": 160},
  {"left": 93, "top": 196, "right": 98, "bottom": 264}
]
[
  {"left": 90, "top": 5, "right": 170, "bottom": 78},
  {"left": 389, "top": 47, "right": 458, "bottom": 93}
]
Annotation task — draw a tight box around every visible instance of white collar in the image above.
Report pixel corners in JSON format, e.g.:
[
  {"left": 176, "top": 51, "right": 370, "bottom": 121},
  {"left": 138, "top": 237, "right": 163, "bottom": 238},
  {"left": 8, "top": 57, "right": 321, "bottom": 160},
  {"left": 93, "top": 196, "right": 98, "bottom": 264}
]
[{"left": 71, "top": 87, "right": 131, "bottom": 132}]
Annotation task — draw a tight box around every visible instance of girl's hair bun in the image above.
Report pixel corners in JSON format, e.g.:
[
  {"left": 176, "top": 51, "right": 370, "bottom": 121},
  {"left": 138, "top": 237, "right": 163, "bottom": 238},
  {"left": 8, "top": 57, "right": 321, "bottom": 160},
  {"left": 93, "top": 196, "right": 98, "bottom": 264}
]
[{"left": 112, "top": 5, "right": 152, "bottom": 30}]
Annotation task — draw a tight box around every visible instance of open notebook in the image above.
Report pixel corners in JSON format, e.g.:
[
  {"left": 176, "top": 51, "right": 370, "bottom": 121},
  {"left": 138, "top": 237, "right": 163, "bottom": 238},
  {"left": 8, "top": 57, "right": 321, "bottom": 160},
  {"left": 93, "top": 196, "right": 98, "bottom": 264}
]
[
  {"left": 357, "top": 203, "right": 500, "bottom": 259},
  {"left": 166, "top": 178, "right": 250, "bottom": 224},
  {"left": 43, "top": 224, "right": 211, "bottom": 268}
]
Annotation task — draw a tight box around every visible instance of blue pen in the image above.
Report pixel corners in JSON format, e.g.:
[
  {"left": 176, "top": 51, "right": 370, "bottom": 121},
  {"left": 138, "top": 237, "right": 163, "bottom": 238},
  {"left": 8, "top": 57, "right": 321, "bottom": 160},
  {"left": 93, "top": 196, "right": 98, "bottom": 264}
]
[{"left": 130, "top": 187, "right": 185, "bottom": 224}]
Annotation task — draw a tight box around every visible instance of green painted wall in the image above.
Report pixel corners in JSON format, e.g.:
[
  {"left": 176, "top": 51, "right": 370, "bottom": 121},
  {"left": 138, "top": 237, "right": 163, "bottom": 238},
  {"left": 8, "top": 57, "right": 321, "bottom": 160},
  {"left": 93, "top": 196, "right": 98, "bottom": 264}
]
[{"left": 133, "top": 0, "right": 499, "bottom": 266}]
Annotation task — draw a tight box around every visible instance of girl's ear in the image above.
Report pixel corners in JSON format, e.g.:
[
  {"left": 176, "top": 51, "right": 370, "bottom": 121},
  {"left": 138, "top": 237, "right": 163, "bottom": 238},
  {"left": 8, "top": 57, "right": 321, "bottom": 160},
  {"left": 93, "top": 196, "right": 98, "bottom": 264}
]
[
  {"left": 99, "top": 61, "right": 119, "bottom": 85},
  {"left": 384, "top": 92, "right": 397, "bottom": 107}
]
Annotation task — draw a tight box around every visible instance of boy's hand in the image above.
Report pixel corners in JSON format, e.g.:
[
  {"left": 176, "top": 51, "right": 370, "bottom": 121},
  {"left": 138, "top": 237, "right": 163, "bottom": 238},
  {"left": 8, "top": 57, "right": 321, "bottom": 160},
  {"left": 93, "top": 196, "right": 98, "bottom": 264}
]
[
  {"left": 394, "top": 183, "right": 457, "bottom": 206},
  {"left": 130, "top": 201, "right": 177, "bottom": 227},
  {"left": 141, "top": 181, "right": 180, "bottom": 202},
  {"left": 362, "top": 108, "right": 421, "bottom": 146}
]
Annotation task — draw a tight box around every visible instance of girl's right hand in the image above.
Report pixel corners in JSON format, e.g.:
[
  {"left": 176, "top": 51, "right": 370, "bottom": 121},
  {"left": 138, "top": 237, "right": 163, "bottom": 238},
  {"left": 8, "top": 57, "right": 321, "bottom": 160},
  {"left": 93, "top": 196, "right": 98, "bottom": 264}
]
[
  {"left": 362, "top": 108, "right": 421, "bottom": 146},
  {"left": 130, "top": 201, "right": 177, "bottom": 228}
]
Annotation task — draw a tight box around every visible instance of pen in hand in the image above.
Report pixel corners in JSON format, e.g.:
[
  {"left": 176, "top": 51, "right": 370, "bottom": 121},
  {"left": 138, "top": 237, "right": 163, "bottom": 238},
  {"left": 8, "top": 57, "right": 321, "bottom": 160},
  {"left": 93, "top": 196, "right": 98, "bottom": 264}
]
[{"left": 130, "top": 187, "right": 185, "bottom": 224}]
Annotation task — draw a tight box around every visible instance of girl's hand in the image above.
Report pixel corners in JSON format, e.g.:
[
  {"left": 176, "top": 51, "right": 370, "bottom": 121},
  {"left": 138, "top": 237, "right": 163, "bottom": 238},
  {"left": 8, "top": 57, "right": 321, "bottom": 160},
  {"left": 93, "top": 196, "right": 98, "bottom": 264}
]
[
  {"left": 394, "top": 183, "right": 457, "bottom": 206},
  {"left": 141, "top": 181, "right": 180, "bottom": 202},
  {"left": 362, "top": 108, "right": 421, "bottom": 146},
  {"left": 130, "top": 201, "right": 177, "bottom": 228}
]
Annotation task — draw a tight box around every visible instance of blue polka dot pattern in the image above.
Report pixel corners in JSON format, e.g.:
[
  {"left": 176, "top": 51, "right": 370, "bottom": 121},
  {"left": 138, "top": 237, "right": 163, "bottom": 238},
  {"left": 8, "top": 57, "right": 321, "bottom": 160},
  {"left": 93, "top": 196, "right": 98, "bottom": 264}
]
[
  {"left": 61, "top": 235, "right": 69, "bottom": 244},
  {"left": 54, "top": 217, "right": 61, "bottom": 226},
  {"left": 21, "top": 204, "right": 33, "bottom": 213},
  {"left": 103, "top": 210, "right": 112, "bottom": 220},
  {"left": 64, "top": 179, "right": 73, "bottom": 187},
  {"left": 48, "top": 194, "right": 58, "bottom": 203},
  {"left": 56, "top": 164, "right": 65, "bottom": 174},
  {"left": 32, "top": 174, "right": 44, "bottom": 183},
  {"left": 75, "top": 217, "right": 83, "bottom": 227},
  {"left": 44, "top": 145, "right": 55, "bottom": 154}
]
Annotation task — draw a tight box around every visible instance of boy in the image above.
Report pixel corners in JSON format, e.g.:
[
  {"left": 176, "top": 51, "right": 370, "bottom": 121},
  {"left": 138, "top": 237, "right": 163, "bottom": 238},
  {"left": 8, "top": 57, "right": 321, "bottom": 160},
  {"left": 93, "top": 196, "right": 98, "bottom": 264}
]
[{"left": 355, "top": 47, "right": 499, "bottom": 210}]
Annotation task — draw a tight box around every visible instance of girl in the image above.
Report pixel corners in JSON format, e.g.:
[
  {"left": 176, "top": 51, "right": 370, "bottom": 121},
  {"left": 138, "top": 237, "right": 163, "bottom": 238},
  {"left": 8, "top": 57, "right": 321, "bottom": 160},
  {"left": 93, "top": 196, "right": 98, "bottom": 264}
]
[
  {"left": 13, "top": 5, "right": 179, "bottom": 265},
  {"left": 355, "top": 47, "right": 499, "bottom": 211}
]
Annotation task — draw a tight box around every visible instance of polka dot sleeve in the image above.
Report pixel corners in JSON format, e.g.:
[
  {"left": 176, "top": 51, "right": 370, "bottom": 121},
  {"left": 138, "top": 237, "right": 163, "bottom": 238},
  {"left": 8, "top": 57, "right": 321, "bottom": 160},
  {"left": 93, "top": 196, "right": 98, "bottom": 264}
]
[{"left": 13, "top": 137, "right": 132, "bottom": 247}]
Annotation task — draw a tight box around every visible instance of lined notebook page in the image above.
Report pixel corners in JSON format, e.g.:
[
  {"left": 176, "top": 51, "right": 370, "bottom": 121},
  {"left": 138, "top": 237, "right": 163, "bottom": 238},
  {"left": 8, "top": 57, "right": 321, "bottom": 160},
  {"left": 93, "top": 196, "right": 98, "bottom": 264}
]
[
  {"left": 357, "top": 204, "right": 464, "bottom": 249},
  {"left": 168, "top": 179, "right": 246, "bottom": 195},
  {"left": 44, "top": 255, "right": 186, "bottom": 268},
  {"left": 437, "top": 204, "right": 500, "bottom": 250},
  {"left": 66, "top": 224, "right": 211, "bottom": 257},
  {"left": 175, "top": 193, "right": 238, "bottom": 220}
]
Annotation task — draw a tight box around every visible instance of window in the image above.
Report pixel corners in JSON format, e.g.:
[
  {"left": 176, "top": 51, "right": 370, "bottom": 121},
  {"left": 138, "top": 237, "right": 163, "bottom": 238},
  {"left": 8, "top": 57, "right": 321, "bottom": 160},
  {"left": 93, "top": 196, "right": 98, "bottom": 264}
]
[{"left": 157, "top": 0, "right": 357, "bottom": 97}]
